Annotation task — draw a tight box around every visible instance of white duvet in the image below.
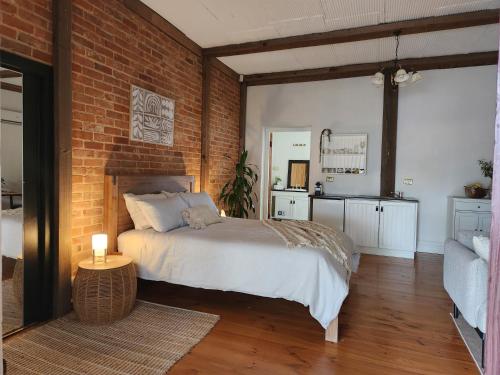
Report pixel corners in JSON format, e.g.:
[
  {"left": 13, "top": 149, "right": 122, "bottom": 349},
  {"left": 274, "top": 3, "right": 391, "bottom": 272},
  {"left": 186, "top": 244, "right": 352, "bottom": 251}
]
[{"left": 118, "top": 217, "right": 359, "bottom": 329}]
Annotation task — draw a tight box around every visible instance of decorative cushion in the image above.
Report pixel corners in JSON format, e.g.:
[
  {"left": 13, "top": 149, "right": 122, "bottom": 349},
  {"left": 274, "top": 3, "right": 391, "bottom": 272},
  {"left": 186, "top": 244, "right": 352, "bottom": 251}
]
[
  {"left": 179, "top": 192, "right": 218, "bottom": 213},
  {"left": 135, "top": 196, "right": 188, "bottom": 232},
  {"left": 182, "top": 205, "right": 222, "bottom": 229},
  {"left": 456, "top": 230, "right": 481, "bottom": 250},
  {"left": 162, "top": 190, "right": 186, "bottom": 198},
  {"left": 473, "top": 236, "right": 490, "bottom": 262},
  {"left": 123, "top": 193, "right": 166, "bottom": 230}
]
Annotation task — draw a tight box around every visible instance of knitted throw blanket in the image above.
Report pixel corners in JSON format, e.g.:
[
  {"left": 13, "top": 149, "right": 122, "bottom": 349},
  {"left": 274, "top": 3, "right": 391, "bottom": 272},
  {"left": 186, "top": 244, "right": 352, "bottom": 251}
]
[{"left": 262, "top": 219, "right": 353, "bottom": 274}]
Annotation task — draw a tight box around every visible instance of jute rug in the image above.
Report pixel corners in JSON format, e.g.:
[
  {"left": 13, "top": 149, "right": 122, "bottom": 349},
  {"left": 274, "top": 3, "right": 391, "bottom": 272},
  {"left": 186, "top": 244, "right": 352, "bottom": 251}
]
[
  {"left": 3, "top": 301, "right": 219, "bottom": 375},
  {"left": 2, "top": 279, "right": 23, "bottom": 335}
]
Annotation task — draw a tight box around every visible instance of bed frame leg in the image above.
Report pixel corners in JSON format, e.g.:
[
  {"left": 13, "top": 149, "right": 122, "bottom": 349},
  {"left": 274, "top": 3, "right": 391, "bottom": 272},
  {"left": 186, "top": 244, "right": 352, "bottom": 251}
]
[{"left": 325, "top": 317, "right": 338, "bottom": 343}]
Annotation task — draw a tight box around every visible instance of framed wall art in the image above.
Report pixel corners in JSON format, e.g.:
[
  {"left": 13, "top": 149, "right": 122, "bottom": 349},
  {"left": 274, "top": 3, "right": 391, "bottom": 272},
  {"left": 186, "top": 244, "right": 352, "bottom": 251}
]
[
  {"left": 130, "top": 85, "right": 175, "bottom": 146},
  {"left": 321, "top": 133, "right": 367, "bottom": 175}
]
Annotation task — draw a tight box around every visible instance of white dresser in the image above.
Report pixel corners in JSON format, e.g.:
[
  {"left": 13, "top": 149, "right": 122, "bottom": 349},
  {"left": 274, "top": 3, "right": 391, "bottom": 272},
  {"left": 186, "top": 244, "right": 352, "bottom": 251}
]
[
  {"left": 271, "top": 190, "right": 309, "bottom": 220},
  {"left": 448, "top": 197, "right": 491, "bottom": 240}
]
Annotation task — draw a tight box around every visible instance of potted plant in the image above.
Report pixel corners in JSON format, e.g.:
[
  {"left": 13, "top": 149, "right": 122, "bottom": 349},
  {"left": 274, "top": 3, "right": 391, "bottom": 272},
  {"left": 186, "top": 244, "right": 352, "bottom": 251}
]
[
  {"left": 274, "top": 177, "right": 283, "bottom": 190},
  {"left": 464, "top": 160, "right": 493, "bottom": 199},
  {"left": 219, "top": 150, "right": 258, "bottom": 218}
]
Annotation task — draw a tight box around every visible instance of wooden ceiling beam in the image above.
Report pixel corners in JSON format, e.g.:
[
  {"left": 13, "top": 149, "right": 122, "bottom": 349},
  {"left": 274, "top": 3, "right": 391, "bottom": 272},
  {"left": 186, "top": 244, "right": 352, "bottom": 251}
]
[
  {"left": 204, "top": 10, "right": 500, "bottom": 57},
  {"left": 244, "top": 51, "right": 499, "bottom": 86}
]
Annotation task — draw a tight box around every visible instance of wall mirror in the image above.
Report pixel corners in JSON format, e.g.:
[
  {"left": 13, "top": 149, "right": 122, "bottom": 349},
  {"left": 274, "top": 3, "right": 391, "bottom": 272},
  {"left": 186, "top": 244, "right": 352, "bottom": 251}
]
[
  {"left": 287, "top": 160, "right": 309, "bottom": 189},
  {"left": 321, "top": 133, "right": 367, "bottom": 175}
]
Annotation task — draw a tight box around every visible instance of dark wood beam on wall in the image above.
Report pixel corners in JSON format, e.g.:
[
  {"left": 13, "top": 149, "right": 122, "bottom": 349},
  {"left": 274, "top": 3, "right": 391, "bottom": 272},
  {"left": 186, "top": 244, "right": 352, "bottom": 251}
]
[
  {"left": 0, "top": 70, "right": 22, "bottom": 78},
  {"left": 244, "top": 51, "right": 498, "bottom": 86},
  {"left": 380, "top": 71, "right": 399, "bottom": 197},
  {"left": 53, "top": 0, "right": 73, "bottom": 316},
  {"left": 204, "top": 10, "right": 499, "bottom": 57},
  {"left": 201, "top": 56, "right": 213, "bottom": 192},
  {"left": 239, "top": 81, "right": 247, "bottom": 154},
  {"left": 123, "top": 0, "right": 202, "bottom": 56}
]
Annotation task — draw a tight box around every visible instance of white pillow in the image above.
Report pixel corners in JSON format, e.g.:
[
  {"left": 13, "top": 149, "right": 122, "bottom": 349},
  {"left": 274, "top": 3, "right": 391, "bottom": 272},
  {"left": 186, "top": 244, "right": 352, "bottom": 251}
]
[
  {"left": 473, "top": 236, "right": 490, "bottom": 262},
  {"left": 182, "top": 205, "right": 222, "bottom": 229},
  {"left": 162, "top": 190, "right": 185, "bottom": 198},
  {"left": 123, "top": 193, "right": 166, "bottom": 230},
  {"left": 179, "top": 192, "right": 218, "bottom": 213},
  {"left": 135, "top": 196, "right": 188, "bottom": 232}
]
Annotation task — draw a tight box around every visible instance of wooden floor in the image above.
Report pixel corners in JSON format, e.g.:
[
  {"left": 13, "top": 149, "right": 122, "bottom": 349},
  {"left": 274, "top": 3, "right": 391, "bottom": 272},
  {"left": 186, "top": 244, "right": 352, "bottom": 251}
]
[{"left": 138, "top": 253, "right": 477, "bottom": 375}]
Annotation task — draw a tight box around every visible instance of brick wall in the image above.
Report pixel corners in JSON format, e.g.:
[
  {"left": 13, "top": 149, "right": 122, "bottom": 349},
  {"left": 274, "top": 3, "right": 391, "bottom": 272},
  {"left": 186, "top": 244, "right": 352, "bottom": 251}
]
[
  {"left": 206, "top": 66, "right": 241, "bottom": 204},
  {"left": 0, "top": 0, "right": 241, "bottom": 271},
  {"left": 0, "top": 0, "right": 52, "bottom": 64},
  {"left": 70, "top": 0, "right": 240, "bottom": 268}
]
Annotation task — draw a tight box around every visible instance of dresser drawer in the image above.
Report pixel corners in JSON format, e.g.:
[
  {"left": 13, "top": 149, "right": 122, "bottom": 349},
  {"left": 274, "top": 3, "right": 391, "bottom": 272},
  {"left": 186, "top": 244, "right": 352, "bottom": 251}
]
[{"left": 455, "top": 200, "right": 491, "bottom": 212}]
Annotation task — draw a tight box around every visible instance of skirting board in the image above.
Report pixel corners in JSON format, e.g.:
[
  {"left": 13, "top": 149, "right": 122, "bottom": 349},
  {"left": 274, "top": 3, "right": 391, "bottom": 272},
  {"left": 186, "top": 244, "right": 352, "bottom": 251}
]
[
  {"left": 358, "top": 247, "right": 414, "bottom": 259},
  {"left": 417, "top": 240, "right": 444, "bottom": 254}
]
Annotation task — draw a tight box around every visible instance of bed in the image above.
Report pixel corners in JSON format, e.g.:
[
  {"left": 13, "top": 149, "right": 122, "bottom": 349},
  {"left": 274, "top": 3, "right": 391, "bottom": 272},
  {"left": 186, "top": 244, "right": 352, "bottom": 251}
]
[
  {"left": 104, "top": 175, "right": 358, "bottom": 343},
  {"left": 1, "top": 208, "right": 23, "bottom": 259}
]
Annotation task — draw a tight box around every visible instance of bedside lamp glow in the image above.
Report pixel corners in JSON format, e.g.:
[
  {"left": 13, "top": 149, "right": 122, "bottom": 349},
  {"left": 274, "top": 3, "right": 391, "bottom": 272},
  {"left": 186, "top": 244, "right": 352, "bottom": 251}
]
[{"left": 92, "top": 233, "right": 108, "bottom": 264}]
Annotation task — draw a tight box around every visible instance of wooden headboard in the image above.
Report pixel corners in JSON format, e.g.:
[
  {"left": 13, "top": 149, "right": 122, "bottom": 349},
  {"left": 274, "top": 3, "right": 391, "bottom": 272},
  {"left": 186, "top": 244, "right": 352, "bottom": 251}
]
[{"left": 104, "top": 175, "right": 195, "bottom": 251}]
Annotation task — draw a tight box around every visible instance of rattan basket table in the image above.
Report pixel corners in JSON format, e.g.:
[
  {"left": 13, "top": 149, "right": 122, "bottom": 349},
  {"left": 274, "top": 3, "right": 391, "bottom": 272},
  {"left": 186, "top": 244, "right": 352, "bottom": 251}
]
[{"left": 73, "top": 255, "right": 137, "bottom": 324}]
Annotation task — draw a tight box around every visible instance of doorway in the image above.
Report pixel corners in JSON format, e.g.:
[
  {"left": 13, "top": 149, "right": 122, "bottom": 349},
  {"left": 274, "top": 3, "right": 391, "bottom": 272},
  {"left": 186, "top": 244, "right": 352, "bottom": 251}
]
[
  {"left": 1, "top": 51, "right": 54, "bottom": 336},
  {"left": 262, "top": 129, "right": 311, "bottom": 219}
]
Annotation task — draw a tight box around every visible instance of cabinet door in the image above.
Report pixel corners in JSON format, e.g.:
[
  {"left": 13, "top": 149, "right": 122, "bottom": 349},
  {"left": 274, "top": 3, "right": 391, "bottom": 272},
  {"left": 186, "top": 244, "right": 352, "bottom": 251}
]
[
  {"left": 312, "top": 199, "right": 344, "bottom": 231},
  {"left": 274, "top": 196, "right": 293, "bottom": 219},
  {"left": 379, "top": 201, "right": 417, "bottom": 252},
  {"left": 345, "top": 199, "right": 380, "bottom": 248},
  {"left": 293, "top": 196, "right": 309, "bottom": 220},
  {"left": 478, "top": 213, "right": 492, "bottom": 235},
  {"left": 454, "top": 212, "right": 479, "bottom": 238}
]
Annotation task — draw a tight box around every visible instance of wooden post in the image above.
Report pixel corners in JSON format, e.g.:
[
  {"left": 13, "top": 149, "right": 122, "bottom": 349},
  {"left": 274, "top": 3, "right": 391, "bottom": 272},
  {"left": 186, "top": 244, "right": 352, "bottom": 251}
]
[
  {"left": 380, "top": 70, "right": 399, "bottom": 197},
  {"left": 53, "top": 0, "right": 73, "bottom": 316},
  {"left": 239, "top": 81, "right": 247, "bottom": 154},
  {"left": 200, "top": 56, "right": 212, "bottom": 192}
]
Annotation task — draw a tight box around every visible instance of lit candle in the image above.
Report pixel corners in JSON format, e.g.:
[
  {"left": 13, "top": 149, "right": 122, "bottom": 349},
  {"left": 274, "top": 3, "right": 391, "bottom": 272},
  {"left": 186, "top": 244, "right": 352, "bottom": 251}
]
[
  {"left": 92, "top": 233, "right": 108, "bottom": 264},
  {"left": 220, "top": 209, "right": 226, "bottom": 217}
]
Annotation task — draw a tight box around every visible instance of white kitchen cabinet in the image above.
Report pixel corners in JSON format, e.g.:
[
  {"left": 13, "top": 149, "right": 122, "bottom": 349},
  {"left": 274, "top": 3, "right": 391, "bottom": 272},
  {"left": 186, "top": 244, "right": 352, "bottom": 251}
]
[
  {"left": 379, "top": 201, "right": 417, "bottom": 252},
  {"left": 271, "top": 191, "right": 309, "bottom": 220},
  {"left": 345, "top": 198, "right": 418, "bottom": 258},
  {"left": 448, "top": 197, "right": 491, "bottom": 239},
  {"left": 345, "top": 199, "right": 380, "bottom": 248},
  {"left": 311, "top": 198, "right": 344, "bottom": 231}
]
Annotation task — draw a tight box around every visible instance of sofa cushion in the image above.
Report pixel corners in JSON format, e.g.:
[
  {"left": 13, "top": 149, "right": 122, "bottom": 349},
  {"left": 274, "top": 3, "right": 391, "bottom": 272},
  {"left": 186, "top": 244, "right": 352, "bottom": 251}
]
[
  {"left": 473, "top": 236, "right": 490, "bottom": 263},
  {"left": 456, "top": 230, "right": 482, "bottom": 250}
]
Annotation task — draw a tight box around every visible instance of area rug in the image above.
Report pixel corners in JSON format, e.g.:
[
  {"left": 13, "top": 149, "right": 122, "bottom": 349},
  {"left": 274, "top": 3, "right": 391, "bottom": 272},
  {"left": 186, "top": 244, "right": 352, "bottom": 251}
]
[
  {"left": 3, "top": 301, "right": 219, "bottom": 375},
  {"left": 451, "top": 313, "right": 484, "bottom": 374},
  {"left": 2, "top": 279, "right": 22, "bottom": 335}
]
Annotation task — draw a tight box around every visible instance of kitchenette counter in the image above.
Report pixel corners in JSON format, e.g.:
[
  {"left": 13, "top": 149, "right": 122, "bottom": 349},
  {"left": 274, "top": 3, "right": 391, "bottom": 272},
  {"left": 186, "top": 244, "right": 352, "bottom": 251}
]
[{"left": 309, "top": 193, "right": 419, "bottom": 203}]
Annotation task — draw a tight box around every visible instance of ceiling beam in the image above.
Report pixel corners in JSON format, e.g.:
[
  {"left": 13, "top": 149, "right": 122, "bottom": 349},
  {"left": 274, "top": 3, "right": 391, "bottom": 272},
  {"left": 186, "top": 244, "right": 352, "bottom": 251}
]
[
  {"left": 204, "top": 10, "right": 500, "bottom": 57},
  {"left": 0, "top": 70, "right": 22, "bottom": 78},
  {"left": 0, "top": 82, "right": 22, "bottom": 92},
  {"left": 244, "top": 51, "right": 498, "bottom": 86}
]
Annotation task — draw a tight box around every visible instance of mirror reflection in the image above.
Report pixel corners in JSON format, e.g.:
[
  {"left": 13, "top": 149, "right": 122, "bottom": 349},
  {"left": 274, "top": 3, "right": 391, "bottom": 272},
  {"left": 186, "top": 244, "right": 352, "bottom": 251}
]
[{"left": 1, "top": 67, "right": 24, "bottom": 335}]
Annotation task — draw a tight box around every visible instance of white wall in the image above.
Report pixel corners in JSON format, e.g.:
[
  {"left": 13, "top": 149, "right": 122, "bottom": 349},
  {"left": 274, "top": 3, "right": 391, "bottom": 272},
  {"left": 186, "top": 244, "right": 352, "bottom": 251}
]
[
  {"left": 246, "top": 66, "right": 496, "bottom": 253},
  {"left": 246, "top": 76, "right": 383, "bottom": 218},
  {"left": 396, "top": 66, "right": 496, "bottom": 253},
  {"left": 271, "top": 131, "right": 311, "bottom": 187},
  {"left": 1, "top": 89, "right": 23, "bottom": 196}
]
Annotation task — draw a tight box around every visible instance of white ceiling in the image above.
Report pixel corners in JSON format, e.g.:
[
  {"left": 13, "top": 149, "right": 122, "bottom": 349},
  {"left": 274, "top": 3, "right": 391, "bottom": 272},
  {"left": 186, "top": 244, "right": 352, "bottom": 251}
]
[{"left": 141, "top": 0, "right": 500, "bottom": 74}]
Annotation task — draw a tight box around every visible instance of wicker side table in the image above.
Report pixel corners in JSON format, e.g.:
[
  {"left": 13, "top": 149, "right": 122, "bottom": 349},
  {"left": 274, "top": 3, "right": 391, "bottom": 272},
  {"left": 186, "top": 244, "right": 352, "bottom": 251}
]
[{"left": 73, "top": 255, "right": 137, "bottom": 324}]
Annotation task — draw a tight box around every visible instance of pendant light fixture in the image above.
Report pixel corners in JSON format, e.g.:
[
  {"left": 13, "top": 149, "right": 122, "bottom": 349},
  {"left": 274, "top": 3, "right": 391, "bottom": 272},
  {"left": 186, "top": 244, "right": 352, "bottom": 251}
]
[{"left": 371, "top": 32, "right": 423, "bottom": 88}]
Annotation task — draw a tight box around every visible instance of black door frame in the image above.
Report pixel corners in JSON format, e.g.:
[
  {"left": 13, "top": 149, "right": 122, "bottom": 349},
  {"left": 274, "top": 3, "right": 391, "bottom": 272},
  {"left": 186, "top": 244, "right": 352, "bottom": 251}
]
[{"left": 1, "top": 51, "right": 54, "bottom": 325}]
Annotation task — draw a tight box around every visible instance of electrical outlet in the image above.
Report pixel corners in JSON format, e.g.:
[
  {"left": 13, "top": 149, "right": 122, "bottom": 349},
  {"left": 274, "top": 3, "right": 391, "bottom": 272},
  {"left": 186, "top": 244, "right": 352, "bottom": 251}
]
[
  {"left": 403, "top": 178, "right": 413, "bottom": 185},
  {"left": 326, "top": 175, "right": 334, "bottom": 182}
]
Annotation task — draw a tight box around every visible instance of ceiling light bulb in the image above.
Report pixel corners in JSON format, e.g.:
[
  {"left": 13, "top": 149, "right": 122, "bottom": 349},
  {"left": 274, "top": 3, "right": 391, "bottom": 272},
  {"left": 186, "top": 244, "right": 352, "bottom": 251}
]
[
  {"left": 410, "top": 71, "right": 423, "bottom": 83},
  {"left": 394, "top": 68, "right": 409, "bottom": 83},
  {"left": 371, "top": 72, "right": 384, "bottom": 86}
]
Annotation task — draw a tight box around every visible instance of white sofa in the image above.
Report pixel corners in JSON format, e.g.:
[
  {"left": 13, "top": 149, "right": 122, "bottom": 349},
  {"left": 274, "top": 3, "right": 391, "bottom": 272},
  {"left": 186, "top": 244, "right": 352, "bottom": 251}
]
[{"left": 443, "top": 235, "right": 488, "bottom": 368}]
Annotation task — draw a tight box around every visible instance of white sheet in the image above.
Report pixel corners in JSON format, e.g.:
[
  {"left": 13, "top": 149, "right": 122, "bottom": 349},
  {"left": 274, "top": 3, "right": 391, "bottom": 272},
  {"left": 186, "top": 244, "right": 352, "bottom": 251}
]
[
  {"left": 1, "top": 208, "right": 23, "bottom": 259},
  {"left": 118, "top": 217, "right": 359, "bottom": 329}
]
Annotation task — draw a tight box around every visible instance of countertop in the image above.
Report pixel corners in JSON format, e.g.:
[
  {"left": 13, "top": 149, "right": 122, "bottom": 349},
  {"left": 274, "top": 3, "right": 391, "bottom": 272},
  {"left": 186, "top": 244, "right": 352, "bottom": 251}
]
[{"left": 309, "top": 193, "right": 419, "bottom": 203}]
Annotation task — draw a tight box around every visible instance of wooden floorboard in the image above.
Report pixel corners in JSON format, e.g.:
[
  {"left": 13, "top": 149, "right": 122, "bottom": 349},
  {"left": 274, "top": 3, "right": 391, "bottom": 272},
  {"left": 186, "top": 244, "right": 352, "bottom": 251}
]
[{"left": 137, "top": 253, "right": 477, "bottom": 374}]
